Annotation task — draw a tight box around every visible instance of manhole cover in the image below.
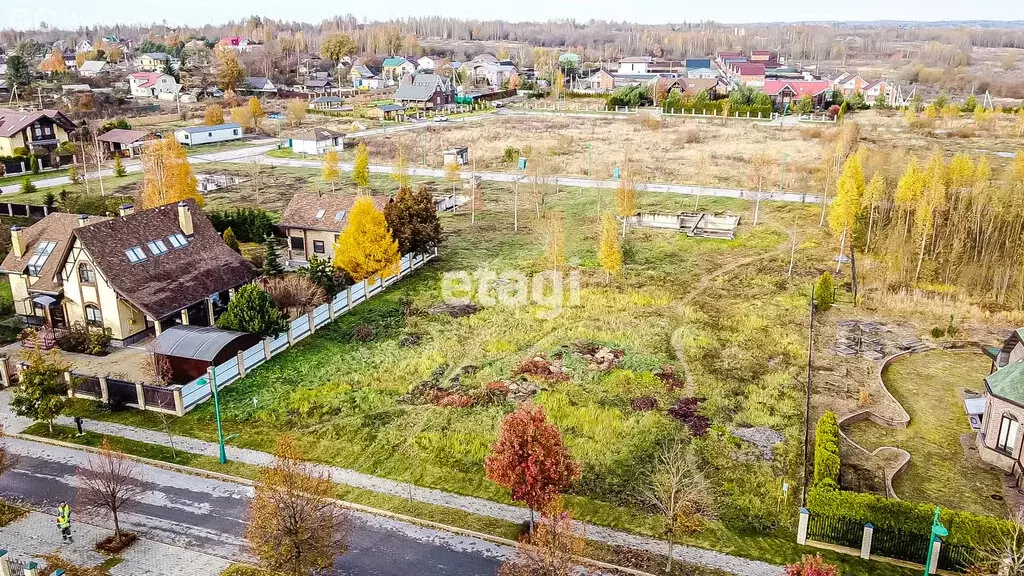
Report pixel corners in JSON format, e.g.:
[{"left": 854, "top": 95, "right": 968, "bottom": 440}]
[{"left": 991, "top": 494, "right": 1005, "bottom": 501}]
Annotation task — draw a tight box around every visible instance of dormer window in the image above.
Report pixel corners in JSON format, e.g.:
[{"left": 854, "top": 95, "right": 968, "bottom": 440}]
[
  {"left": 26, "top": 241, "right": 56, "bottom": 276},
  {"left": 168, "top": 233, "right": 188, "bottom": 248},
  {"left": 147, "top": 239, "right": 169, "bottom": 255}
]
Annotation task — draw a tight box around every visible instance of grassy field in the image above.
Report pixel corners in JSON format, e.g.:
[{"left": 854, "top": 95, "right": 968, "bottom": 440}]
[
  {"left": 62, "top": 182, "right": 846, "bottom": 564},
  {"left": 0, "top": 167, "right": 71, "bottom": 187},
  {"left": 844, "top": 350, "right": 1006, "bottom": 516}
]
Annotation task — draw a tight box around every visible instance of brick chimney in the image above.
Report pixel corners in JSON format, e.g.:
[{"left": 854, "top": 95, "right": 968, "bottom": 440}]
[
  {"left": 119, "top": 203, "right": 134, "bottom": 217},
  {"left": 10, "top": 226, "right": 24, "bottom": 258},
  {"left": 177, "top": 201, "right": 193, "bottom": 235}
]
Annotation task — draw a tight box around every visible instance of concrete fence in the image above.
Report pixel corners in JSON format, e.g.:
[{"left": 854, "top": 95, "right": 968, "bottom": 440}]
[{"left": 797, "top": 508, "right": 942, "bottom": 574}]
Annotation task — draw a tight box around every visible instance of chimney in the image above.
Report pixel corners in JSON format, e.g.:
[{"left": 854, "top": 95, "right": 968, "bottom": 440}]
[
  {"left": 78, "top": 214, "right": 89, "bottom": 227},
  {"left": 177, "top": 201, "right": 193, "bottom": 236},
  {"left": 10, "top": 226, "right": 24, "bottom": 258},
  {"left": 119, "top": 203, "right": 134, "bottom": 217}
]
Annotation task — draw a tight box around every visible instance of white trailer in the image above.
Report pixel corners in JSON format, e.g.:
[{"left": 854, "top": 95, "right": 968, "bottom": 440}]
[{"left": 174, "top": 123, "right": 244, "bottom": 146}]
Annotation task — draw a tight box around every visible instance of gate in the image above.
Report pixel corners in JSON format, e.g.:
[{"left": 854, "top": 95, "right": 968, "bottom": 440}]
[{"left": 105, "top": 378, "right": 138, "bottom": 408}]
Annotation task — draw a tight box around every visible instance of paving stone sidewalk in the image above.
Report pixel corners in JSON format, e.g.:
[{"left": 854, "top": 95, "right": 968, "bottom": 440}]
[
  {"left": 0, "top": 511, "right": 230, "bottom": 576},
  {"left": 0, "top": 393, "right": 784, "bottom": 576}
]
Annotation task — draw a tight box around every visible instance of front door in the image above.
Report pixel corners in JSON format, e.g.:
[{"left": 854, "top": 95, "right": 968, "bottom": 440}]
[{"left": 49, "top": 303, "right": 66, "bottom": 330}]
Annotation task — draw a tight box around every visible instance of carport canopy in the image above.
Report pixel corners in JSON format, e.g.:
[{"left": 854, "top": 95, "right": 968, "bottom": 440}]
[{"left": 152, "top": 325, "right": 251, "bottom": 362}]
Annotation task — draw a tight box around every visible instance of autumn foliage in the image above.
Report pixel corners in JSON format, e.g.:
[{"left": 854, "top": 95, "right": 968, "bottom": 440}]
[
  {"left": 597, "top": 211, "right": 623, "bottom": 280},
  {"left": 485, "top": 404, "right": 580, "bottom": 513},
  {"left": 139, "top": 138, "right": 202, "bottom": 209},
  {"left": 784, "top": 555, "right": 838, "bottom": 576},
  {"left": 499, "top": 502, "right": 588, "bottom": 576},
  {"left": 333, "top": 196, "right": 400, "bottom": 284}
]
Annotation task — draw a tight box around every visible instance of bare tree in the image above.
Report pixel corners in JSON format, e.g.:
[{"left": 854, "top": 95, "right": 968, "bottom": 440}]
[
  {"left": 970, "top": 509, "right": 1024, "bottom": 576},
  {"left": 77, "top": 439, "right": 144, "bottom": 539},
  {"left": 499, "top": 501, "right": 589, "bottom": 576},
  {"left": 641, "top": 443, "right": 715, "bottom": 573},
  {"left": 748, "top": 152, "right": 773, "bottom": 226},
  {"left": 247, "top": 436, "right": 351, "bottom": 576},
  {"left": 694, "top": 152, "right": 710, "bottom": 211}
]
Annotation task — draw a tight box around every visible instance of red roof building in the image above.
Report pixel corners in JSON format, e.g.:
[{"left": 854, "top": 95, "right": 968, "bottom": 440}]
[{"left": 762, "top": 80, "right": 834, "bottom": 110}]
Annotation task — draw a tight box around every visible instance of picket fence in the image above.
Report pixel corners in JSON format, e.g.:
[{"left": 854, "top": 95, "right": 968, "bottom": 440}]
[{"left": 67, "top": 251, "right": 435, "bottom": 416}]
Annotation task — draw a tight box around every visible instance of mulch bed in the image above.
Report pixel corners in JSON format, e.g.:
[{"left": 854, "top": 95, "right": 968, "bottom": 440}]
[
  {"left": 516, "top": 354, "right": 570, "bottom": 381},
  {"left": 96, "top": 531, "right": 137, "bottom": 554}
]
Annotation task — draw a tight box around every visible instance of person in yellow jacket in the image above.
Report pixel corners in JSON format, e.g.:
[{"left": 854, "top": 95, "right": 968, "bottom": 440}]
[{"left": 56, "top": 501, "right": 72, "bottom": 543}]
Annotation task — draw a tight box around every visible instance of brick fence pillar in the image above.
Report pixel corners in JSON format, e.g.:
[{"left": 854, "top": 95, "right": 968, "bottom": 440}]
[{"left": 797, "top": 507, "right": 810, "bottom": 545}]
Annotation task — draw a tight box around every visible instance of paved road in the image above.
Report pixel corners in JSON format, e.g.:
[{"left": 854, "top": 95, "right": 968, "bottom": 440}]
[{"left": 0, "top": 435, "right": 506, "bottom": 575}]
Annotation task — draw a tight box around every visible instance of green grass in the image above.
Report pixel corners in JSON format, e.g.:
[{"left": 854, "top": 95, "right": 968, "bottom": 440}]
[
  {"left": 844, "top": 350, "right": 1007, "bottom": 516},
  {"left": 0, "top": 167, "right": 71, "bottom": 187},
  {"left": 1, "top": 172, "right": 145, "bottom": 206},
  {"left": 221, "top": 566, "right": 278, "bottom": 576}
]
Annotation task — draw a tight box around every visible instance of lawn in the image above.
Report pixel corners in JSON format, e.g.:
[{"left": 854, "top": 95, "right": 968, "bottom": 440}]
[
  {"left": 843, "top": 350, "right": 1007, "bottom": 517},
  {"left": 65, "top": 183, "right": 849, "bottom": 566},
  {"left": 0, "top": 167, "right": 71, "bottom": 187}
]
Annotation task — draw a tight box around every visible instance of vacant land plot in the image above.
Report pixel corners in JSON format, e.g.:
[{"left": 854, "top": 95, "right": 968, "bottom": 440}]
[{"left": 844, "top": 350, "right": 1006, "bottom": 517}]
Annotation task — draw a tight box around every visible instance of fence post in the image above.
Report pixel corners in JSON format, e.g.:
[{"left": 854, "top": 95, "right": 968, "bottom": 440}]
[
  {"left": 860, "top": 523, "right": 873, "bottom": 559},
  {"left": 236, "top": 351, "right": 246, "bottom": 378},
  {"left": 135, "top": 381, "right": 147, "bottom": 410},
  {"left": 307, "top": 310, "right": 316, "bottom": 334},
  {"left": 173, "top": 387, "right": 184, "bottom": 416},
  {"left": 24, "top": 561, "right": 38, "bottom": 576},
  {"left": 0, "top": 550, "right": 11, "bottom": 576},
  {"left": 0, "top": 360, "right": 8, "bottom": 388},
  {"left": 797, "top": 507, "right": 810, "bottom": 545},
  {"left": 928, "top": 540, "right": 941, "bottom": 574},
  {"left": 98, "top": 376, "right": 109, "bottom": 403},
  {"left": 262, "top": 336, "right": 271, "bottom": 360},
  {"left": 328, "top": 297, "right": 336, "bottom": 318},
  {"left": 346, "top": 286, "right": 353, "bottom": 311},
  {"left": 286, "top": 322, "right": 294, "bottom": 345}
]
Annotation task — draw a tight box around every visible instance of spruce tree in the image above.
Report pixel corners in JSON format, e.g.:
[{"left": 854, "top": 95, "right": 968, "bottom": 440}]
[{"left": 263, "top": 235, "right": 284, "bottom": 276}]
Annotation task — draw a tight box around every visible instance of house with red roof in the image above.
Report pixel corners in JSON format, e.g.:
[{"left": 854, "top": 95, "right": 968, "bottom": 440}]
[
  {"left": 218, "top": 36, "right": 257, "bottom": 52},
  {"left": 127, "top": 72, "right": 180, "bottom": 98},
  {"left": 831, "top": 72, "right": 867, "bottom": 97},
  {"left": 733, "top": 63, "right": 766, "bottom": 85},
  {"left": 762, "top": 80, "right": 834, "bottom": 111}
]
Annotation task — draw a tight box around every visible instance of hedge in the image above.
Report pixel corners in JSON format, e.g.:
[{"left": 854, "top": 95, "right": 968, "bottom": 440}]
[
  {"left": 807, "top": 486, "right": 1012, "bottom": 547},
  {"left": 208, "top": 207, "right": 278, "bottom": 244},
  {"left": 813, "top": 411, "right": 841, "bottom": 487}
]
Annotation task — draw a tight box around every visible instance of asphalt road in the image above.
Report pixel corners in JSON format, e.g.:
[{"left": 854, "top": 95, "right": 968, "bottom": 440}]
[{"left": 0, "top": 435, "right": 506, "bottom": 575}]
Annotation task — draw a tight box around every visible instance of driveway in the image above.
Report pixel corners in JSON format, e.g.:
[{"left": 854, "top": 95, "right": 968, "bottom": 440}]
[{"left": 0, "top": 341, "right": 152, "bottom": 382}]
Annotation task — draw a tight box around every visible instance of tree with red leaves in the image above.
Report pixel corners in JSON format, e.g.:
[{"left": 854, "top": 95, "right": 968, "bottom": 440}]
[{"left": 485, "top": 404, "right": 581, "bottom": 527}]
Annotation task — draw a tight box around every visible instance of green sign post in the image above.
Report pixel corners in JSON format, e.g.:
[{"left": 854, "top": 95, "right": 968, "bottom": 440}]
[{"left": 924, "top": 506, "right": 948, "bottom": 576}]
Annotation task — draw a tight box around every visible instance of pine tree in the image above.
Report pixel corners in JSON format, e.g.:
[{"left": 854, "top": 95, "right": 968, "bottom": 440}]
[
  {"left": 597, "top": 211, "right": 622, "bottom": 281},
  {"left": 322, "top": 150, "right": 340, "bottom": 192},
  {"left": 139, "top": 138, "right": 202, "bottom": 208},
  {"left": 216, "top": 284, "right": 288, "bottom": 338},
  {"left": 383, "top": 185, "right": 442, "bottom": 255},
  {"left": 814, "top": 272, "right": 835, "bottom": 311},
  {"left": 113, "top": 155, "right": 127, "bottom": 177},
  {"left": 263, "top": 235, "right": 284, "bottom": 276},
  {"left": 333, "top": 196, "right": 400, "bottom": 283},
  {"left": 352, "top": 142, "right": 370, "bottom": 189},
  {"left": 223, "top": 227, "right": 240, "bottom": 253}
]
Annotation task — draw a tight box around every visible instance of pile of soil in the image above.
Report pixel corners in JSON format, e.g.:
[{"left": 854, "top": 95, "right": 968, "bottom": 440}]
[
  {"left": 655, "top": 365, "right": 685, "bottom": 390},
  {"left": 572, "top": 342, "right": 624, "bottom": 371},
  {"left": 517, "top": 354, "right": 570, "bottom": 381},
  {"left": 487, "top": 380, "right": 539, "bottom": 402},
  {"left": 427, "top": 303, "right": 481, "bottom": 317},
  {"left": 96, "top": 532, "right": 137, "bottom": 554}
]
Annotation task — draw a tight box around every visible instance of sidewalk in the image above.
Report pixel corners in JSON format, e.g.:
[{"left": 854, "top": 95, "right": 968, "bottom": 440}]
[
  {"left": 0, "top": 392, "right": 782, "bottom": 576},
  {"left": 0, "top": 511, "right": 230, "bottom": 576}
]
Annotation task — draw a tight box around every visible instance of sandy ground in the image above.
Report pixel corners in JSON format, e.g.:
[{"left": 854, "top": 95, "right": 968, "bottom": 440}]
[{"left": 1, "top": 341, "right": 152, "bottom": 382}]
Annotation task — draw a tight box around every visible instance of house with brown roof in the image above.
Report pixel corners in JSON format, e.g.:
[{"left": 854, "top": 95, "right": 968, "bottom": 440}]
[
  {"left": 0, "top": 108, "right": 77, "bottom": 157},
  {"left": 1, "top": 201, "right": 258, "bottom": 346},
  {"left": 279, "top": 193, "right": 391, "bottom": 266},
  {"left": 96, "top": 128, "right": 153, "bottom": 158}
]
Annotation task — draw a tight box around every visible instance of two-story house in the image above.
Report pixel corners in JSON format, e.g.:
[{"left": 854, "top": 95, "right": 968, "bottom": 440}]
[
  {"left": 381, "top": 57, "right": 416, "bottom": 85},
  {"left": 137, "top": 52, "right": 171, "bottom": 72},
  {"left": 979, "top": 330, "right": 1024, "bottom": 482},
  {"left": 278, "top": 193, "right": 391, "bottom": 267},
  {"left": 127, "top": 72, "right": 180, "bottom": 98},
  {"left": 0, "top": 108, "right": 77, "bottom": 158},
  {"left": 393, "top": 74, "right": 455, "bottom": 109},
  {"left": 1, "top": 201, "right": 258, "bottom": 346}
]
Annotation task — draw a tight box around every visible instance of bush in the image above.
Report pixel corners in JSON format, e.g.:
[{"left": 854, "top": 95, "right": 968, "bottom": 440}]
[
  {"left": 814, "top": 272, "right": 835, "bottom": 311},
  {"left": 930, "top": 326, "right": 946, "bottom": 338},
  {"left": 806, "top": 485, "right": 1012, "bottom": 548},
  {"left": 813, "top": 412, "right": 841, "bottom": 487},
  {"left": 352, "top": 324, "right": 375, "bottom": 342},
  {"left": 208, "top": 208, "right": 277, "bottom": 243},
  {"left": 630, "top": 397, "right": 658, "bottom": 411},
  {"left": 606, "top": 85, "right": 653, "bottom": 109},
  {"left": 20, "top": 177, "right": 37, "bottom": 195},
  {"left": 785, "top": 554, "right": 837, "bottom": 576},
  {"left": 500, "top": 146, "right": 521, "bottom": 165},
  {"left": 56, "top": 322, "right": 111, "bottom": 356}
]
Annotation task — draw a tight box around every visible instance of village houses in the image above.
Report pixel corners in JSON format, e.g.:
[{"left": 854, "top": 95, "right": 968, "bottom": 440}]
[
  {"left": 0, "top": 108, "right": 76, "bottom": 158},
  {"left": 278, "top": 193, "right": 391, "bottom": 266}
]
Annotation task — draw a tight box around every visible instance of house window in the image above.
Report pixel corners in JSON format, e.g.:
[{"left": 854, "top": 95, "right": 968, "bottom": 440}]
[
  {"left": 289, "top": 236, "right": 305, "bottom": 251},
  {"left": 26, "top": 241, "right": 57, "bottom": 276},
  {"left": 85, "top": 304, "right": 102, "bottom": 327},
  {"left": 313, "top": 240, "right": 325, "bottom": 254},
  {"left": 147, "top": 239, "right": 169, "bottom": 255},
  {"left": 233, "top": 129, "right": 239, "bottom": 136},
  {"left": 997, "top": 414, "right": 1020, "bottom": 454},
  {"left": 125, "top": 246, "right": 147, "bottom": 263},
  {"left": 168, "top": 233, "right": 188, "bottom": 248},
  {"left": 79, "top": 263, "right": 95, "bottom": 284},
  {"left": 208, "top": 132, "right": 213, "bottom": 137}
]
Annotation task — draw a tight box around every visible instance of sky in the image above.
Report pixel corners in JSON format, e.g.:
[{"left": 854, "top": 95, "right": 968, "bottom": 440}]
[{"left": 2, "top": 0, "right": 1023, "bottom": 31}]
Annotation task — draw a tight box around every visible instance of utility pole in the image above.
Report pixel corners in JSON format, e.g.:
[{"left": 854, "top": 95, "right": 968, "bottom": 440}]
[{"left": 93, "top": 132, "right": 105, "bottom": 196}]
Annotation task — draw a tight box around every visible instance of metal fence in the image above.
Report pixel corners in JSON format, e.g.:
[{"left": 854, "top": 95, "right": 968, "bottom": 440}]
[
  {"left": 938, "top": 542, "right": 976, "bottom": 572},
  {"left": 868, "top": 525, "right": 931, "bottom": 565},
  {"left": 807, "top": 513, "right": 863, "bottom": 549},
  {"left": 72, "top": 373, "right": 102, "bottom": 397},
  {"left": 105, "top": 378, "right": 138, "bottom": 408}
]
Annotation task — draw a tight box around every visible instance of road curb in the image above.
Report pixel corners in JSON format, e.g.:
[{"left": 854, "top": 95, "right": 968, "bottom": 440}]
[{"left": 13, "top": 432, "right": 660, "bottom": 576}]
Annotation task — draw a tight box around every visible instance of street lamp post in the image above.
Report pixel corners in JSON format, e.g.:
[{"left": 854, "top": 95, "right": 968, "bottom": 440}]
[
  {"left": 923, "top": 507, "right": 948, "bottom": 576},
  {"left": 208, "top": 366, "right": 231, "bottom": 464}
]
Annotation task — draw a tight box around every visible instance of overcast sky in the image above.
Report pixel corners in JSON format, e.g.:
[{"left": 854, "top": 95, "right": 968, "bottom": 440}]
[{"left": 2, "top": 0, "right": 1023, "bottom": 31}]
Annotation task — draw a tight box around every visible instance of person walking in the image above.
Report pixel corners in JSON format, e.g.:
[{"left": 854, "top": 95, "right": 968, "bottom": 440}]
[{"left": 56, "top": 501, "right": 72, "bottom": 543}]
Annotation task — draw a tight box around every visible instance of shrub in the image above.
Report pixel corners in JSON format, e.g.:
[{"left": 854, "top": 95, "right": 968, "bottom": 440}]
[
  {"left": 930, "top": 326, "right": 946, "bottom": 338},
  {"left": 20, "top": 177, "right": 37, "bottom": 195},
  {"left": 500, "top": 146, "right": 521, "bottom": 165},
  {"left": 814, "top": 272, "right": 835, "bottom": 311},
  {"left": 56, "top": 322, "right": 110, "bottom": 356},
  {"left": 113, "top": 155, "right": 127, "bottom": 177},
  {"left": 208, "top": 208, "right": 277, "bottom": 243},
  {"left": 813, "top": 412, "right": 841, "bottom": 487},
  {"left": 785, "top": 554, "right": 837, "bottom": 576},
  {"left": 352, "top": 324, "right": 375, "bottom": 342},
  {"left": 261, "top": 275, "right": 326, "bottom": 317},
  {"left": 630, "top": 397, "right": 658, "bottom": 411},
  {"left": 667, "top": 397, "right": 710, "bottom": 436}
]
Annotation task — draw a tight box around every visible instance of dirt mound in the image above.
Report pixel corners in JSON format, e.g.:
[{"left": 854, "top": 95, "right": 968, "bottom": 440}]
[
  {"left": 427, "top": 303, "right": 481, "bottom": 317},
  {"left": 517, "top": 354, "right": 569, "bottom": 381},
  {"left": 572, "top": 342, "right": 624, "bottom": 371},
  {"left": 654, "top": 365, "right": 685, "bottom": 390}
]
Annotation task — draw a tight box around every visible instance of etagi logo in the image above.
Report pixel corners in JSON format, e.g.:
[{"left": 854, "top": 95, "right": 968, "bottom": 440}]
[{"left": 441, "top": 269, "right": 581, "bottom": 319}]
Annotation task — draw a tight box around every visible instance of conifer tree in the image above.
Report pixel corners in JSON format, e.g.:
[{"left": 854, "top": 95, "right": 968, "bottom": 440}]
[
  {"left": 334, "top": 196, "right": 399, "bottom": 283},
  {"left": 352, "top": 142, "right": 370, "bottom": 190},
  {"left": 263, "top": 235, "right": 284, "bottom": 276}
]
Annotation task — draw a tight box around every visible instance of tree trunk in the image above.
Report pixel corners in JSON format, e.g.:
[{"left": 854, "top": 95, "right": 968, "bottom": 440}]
[
  {"left": 666, "top": 537, "right": 675, "bottom": 572},
  {"left": 514, "top": 180, "right": 519, "bottom": 232},
  {"left": 850, "top": 241, "right": 858, "bottom": 306},
  {"left": 113, "top": 508, "right": 120, "bottom": 538},
  {"left": 754, "top": 190, "right": 762, "bottom": 226},
  {"left": 835, "top": 226, "right": 847, "bottom": 274},
  {"left": 788, "top": 229, "right": 797, "bottom": 278},
  {"left": 865, "top": 203, "right": 875, "bottom": 252},
  {"left": 914, "top": 228, "right": 928, "bottom": 284}
]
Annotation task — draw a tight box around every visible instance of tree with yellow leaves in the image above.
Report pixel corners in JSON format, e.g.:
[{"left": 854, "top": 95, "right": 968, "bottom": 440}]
[
  {"left": 597, "top": 212, "right": 623, "bottom": 281},
  {"left": 216, "top": 48, "right": 245, "bottom": 90},
  {"left": 139, "top": 139, "right": 202, "bottom": 209},
  {"left": 231, "top": 105, "right": 255, "bottom": 130},
  {"left": 334, "top": 197, "right": 399, "bottom": 284},
  {"left": 322, "top": 150, "right": 340, "bottom": 192},
  {"left": 914, "top": 151, "right": 948, "bottom": 282},
  {"left": 828, "top": 149, "right": 865, "bottom": 271},
  {"left": 552, "top": 69, "right": 565, "bottom": 99},
  {"left": 352, "top": 142, "right": 370, "bottom": 190},
  {"left": 540, "top": 212, "right": 565, "bottom": 274},
  {"left": 285, "top": 100, "right": 307, "bottom": 127},
  {"left": 615, "top": 163, "right": 638, "bottom": 219},
  {"left": 862, "top": 173, "right": 886, "bottom": 252},
  {"left": 894, "top": 156, "right": 926, "bottom": 238},
  {"left": 248, "top": 96, "right": 265, "bottom": 131},
  {"left": 38, "top": 47, "right": 67, "bottom": 74},
  {"left": 392, "top": 148, "right": 410, "bottom": 189},
  {"left": 204, "top": 104, "right": 225, "bottom": 126}
]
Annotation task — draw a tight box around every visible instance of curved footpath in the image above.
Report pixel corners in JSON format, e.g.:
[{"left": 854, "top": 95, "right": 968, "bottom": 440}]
[{"left": 0, "top": 392, "right": 781, "bottom": 576}]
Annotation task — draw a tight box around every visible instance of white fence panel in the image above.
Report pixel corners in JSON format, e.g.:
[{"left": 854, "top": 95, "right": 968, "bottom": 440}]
[
  {"left": 214, "top": 359, "right": 239, "bottom": 385},
  {"left": 243, "top": 343, "right": 265, "bottom": 369},
  {"left": 313, "top": 304, "right": 331, "bottom": 327},
  {"left": 351, "top": 281, "right": 366, "bottom": 303},
  {"left": 332, "top": 291, "right": 348, "bottom": 316},
  {"left": 181, "top": 377, "right": 210, "bottom": 408},
  {"left": 291, "top": 315, "right": 310, "bottom": 340},
  {"left": 269, "top": 332, "right": 289, "bottom": 354}
]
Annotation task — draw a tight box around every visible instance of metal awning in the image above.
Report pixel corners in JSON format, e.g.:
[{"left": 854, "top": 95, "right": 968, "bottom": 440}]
[
  {"left": 31, "top": 295, "right": 58, "bottom": 306},
  {"left": 152, "top": 325, "right": 249, "bottom": 362}
]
